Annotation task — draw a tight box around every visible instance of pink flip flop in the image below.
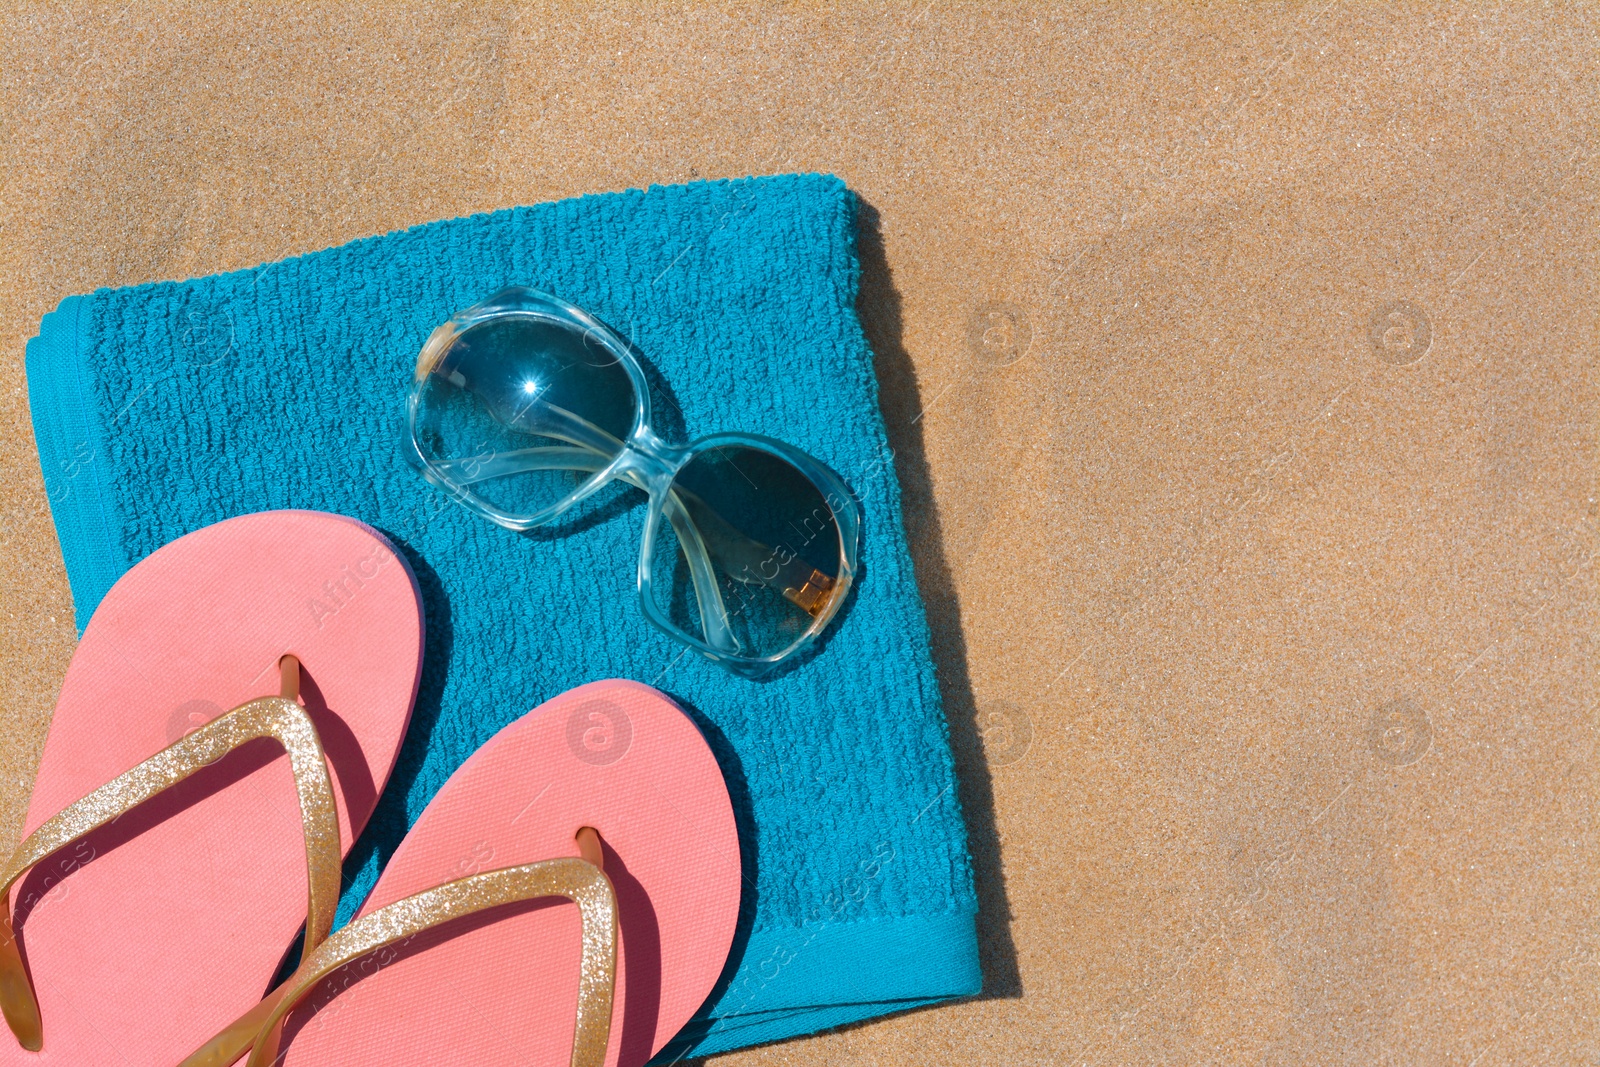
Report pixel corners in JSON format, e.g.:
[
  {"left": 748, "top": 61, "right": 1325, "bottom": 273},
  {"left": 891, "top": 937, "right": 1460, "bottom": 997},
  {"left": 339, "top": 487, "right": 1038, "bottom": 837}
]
[
  {"left": 0, "top": 510, "right": 423, "bottom": 1065},
  {"left": 206, "top": 680, "right": 742, "bottom": 1067}
]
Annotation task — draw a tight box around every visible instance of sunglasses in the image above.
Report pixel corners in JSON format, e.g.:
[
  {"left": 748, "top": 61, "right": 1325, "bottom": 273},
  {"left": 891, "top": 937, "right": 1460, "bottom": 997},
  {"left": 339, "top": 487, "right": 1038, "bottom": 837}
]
[{"left": 405, "top": 287, "right": 862, "bottom": 675}]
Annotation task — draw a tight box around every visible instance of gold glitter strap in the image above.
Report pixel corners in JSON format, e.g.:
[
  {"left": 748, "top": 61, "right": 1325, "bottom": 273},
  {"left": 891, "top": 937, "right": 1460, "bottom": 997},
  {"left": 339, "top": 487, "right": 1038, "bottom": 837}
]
[
  {"left": 241, "top": 858, "right": 618, "bottom": 1067},
  {"left": 0, "top": 692, "right": 342, "bottom": 1052}
]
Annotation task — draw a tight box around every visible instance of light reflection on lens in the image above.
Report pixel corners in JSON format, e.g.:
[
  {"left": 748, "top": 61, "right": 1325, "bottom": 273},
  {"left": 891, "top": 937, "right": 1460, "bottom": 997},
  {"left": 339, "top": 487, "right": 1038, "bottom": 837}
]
[{"left": 411, "top": 312, "right": 638, "bottom": 521}]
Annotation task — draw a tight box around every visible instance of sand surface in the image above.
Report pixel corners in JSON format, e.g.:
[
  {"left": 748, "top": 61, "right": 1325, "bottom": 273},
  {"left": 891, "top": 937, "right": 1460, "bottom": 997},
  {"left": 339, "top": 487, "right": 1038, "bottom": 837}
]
[{"left": 1, "top": 3, "right": 1596, "bottom": 1063}]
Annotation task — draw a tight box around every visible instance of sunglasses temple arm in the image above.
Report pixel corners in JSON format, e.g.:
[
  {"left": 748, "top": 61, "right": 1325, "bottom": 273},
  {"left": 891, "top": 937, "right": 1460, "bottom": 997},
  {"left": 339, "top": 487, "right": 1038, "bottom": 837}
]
[
  {"left": 429, "top": 446, "right": 742, "bottom": 652},
  {"left": 431, "top": 446, "right": 610, "bottom": 486},
  {"left": 657, "top": 491, "right": 742, "bottom": 653},
  {"left": 435, "top": 401, "right": 625, "bottom": 487}
]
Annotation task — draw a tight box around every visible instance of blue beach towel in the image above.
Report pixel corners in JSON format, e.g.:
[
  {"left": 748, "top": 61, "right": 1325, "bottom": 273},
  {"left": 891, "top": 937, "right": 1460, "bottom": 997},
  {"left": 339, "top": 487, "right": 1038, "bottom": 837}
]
[{"left": 24, "top": 174, "right": 979, "bottom": 1056}]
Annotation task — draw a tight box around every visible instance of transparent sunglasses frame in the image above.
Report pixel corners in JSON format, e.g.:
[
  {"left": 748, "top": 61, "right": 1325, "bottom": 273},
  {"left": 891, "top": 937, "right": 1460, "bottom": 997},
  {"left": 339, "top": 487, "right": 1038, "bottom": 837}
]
[{"left": 405, "top": 287, "right": 862, "bottom": 676}]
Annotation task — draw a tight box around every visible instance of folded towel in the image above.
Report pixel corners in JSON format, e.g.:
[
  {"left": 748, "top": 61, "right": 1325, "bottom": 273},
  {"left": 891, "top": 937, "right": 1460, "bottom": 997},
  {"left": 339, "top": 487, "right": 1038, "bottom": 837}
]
[{"left": 25, "top": 174, "right": 979, "bottom": 1056}]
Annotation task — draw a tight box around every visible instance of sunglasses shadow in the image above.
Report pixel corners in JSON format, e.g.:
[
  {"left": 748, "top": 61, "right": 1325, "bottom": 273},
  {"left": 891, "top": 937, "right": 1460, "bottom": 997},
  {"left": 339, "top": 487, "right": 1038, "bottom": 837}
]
[{"left": 615, "top": 328, "right": 691, "bottom": 445}]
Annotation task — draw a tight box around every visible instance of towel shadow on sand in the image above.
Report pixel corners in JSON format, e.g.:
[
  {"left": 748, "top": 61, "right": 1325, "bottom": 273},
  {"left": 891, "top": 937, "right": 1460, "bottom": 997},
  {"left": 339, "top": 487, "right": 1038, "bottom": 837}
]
[
  {"left": 855, "top": 198, "right": 1022, "bottom": 1007},
  {"left": 668, "top": 196, "right": 1027, "bottom": 1066}
]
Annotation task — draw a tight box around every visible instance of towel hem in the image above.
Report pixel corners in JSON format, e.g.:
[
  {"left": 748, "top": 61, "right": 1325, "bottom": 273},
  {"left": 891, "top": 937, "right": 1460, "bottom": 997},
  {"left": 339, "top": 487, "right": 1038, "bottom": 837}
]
[
  {"left": 663, "top": 908, "right": 981, "bottom": 1058},
  {"left": 25, "top": 293, "right": 128, "bottom": 633}
]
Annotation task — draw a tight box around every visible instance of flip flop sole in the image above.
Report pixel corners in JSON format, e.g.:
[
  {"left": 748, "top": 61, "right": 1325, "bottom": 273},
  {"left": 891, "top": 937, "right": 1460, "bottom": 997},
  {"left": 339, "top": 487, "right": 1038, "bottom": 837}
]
[
  {"left": 273, "top": 680, "right": 742, "bottom": 1067},
  {"left": 4, "top": 510, "right": 423, "bottom": 1065}
]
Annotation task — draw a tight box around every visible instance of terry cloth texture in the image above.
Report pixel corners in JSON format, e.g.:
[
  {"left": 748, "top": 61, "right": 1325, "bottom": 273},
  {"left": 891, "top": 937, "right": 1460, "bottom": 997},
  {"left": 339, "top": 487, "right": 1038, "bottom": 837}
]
[{"left": 25, "top": 174, "right": 980, "bottom": 1057}]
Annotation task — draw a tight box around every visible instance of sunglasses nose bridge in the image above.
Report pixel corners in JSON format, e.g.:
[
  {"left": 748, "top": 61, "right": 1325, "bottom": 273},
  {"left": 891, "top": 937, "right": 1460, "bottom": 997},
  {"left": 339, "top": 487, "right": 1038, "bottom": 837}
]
[{"left": 611, "top": 432, "right": 680, "bottom": 491}]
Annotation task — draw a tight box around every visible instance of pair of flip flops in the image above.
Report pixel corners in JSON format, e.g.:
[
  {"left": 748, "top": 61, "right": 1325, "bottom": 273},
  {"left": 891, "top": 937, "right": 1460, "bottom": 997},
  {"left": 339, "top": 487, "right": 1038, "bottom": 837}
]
[{"left": 0, "top": 511, "right": 742, "bottom": 1066}]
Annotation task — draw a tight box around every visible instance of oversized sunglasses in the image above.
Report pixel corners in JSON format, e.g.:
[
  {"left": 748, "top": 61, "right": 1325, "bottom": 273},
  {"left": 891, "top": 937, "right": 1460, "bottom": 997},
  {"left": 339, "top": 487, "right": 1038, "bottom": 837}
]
[{"left": 405, "top": 287, "right": 861, "bottom": 675}]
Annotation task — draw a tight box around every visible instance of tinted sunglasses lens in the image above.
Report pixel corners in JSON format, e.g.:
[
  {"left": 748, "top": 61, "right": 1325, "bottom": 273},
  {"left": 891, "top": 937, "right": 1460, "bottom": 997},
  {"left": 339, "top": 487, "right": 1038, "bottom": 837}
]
[
  {"left": 411, "top": 311, "right": 638, "bottom": 521},
  {"left": 649, "top": 444, "right": 848, "bottom": 660}
]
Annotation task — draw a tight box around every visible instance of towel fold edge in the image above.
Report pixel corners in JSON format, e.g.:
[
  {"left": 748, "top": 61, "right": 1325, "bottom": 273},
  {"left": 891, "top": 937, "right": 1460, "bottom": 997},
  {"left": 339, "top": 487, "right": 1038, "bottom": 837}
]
[
  {"left": 26, "top": 292, "right": 129, "bottom": 632},
  {"left": 694, "top": 908, "right": 979, "bottom": 1036},
  {"left": 677, "top": 908, "right": 981, "bottom": 1056}
]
